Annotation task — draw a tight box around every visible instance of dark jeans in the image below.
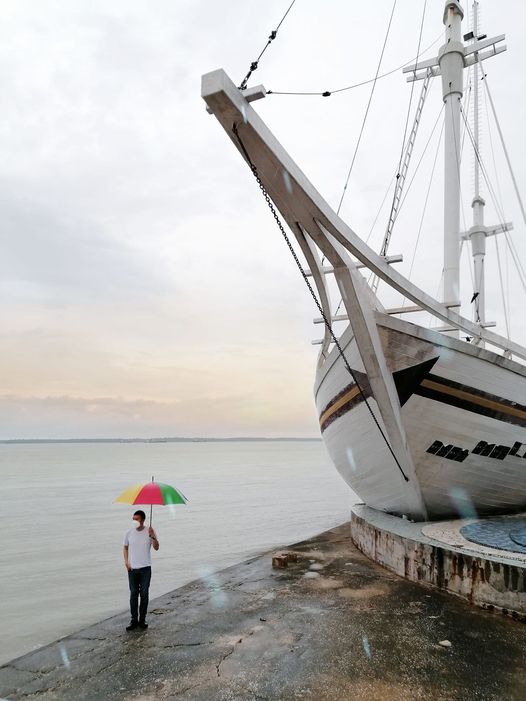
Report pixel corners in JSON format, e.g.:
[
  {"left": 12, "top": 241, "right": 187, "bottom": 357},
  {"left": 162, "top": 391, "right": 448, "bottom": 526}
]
[{"left": 128, "top": 566, "right": 152, "bottom": 622}]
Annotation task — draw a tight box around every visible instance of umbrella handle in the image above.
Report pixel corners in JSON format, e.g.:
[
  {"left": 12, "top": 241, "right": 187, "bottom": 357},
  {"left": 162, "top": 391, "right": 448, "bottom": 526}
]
[{"left": 150, "top": 475, "right": 154, "bottom": 527}]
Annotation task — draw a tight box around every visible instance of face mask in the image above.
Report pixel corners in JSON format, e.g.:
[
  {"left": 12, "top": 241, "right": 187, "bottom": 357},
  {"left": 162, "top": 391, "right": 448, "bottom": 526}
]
[{"left": 132, "top": 520, "right": 140, "bottom": 528}]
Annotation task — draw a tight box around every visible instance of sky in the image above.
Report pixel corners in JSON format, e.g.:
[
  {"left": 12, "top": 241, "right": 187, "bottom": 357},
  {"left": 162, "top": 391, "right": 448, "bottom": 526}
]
[{"left": 1, "top": 0, "right": 525, "bottom": 439}]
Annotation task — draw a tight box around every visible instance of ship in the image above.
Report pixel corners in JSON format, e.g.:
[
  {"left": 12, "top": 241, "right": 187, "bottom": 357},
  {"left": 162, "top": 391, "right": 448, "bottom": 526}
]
[{"left": 202, "top": 0, "right": 526, "bottom": 521}]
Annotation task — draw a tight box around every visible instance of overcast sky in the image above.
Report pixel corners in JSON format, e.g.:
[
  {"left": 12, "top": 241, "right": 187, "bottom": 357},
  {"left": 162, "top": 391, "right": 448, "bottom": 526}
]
[{"left": 1, "top": 0, "right": 525, "bottom": 439}]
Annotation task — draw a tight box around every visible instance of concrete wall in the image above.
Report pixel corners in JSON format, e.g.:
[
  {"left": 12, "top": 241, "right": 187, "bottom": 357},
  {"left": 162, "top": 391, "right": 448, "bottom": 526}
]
[{"left": 351, "top": 511, "right": 526, "bottom": 619}]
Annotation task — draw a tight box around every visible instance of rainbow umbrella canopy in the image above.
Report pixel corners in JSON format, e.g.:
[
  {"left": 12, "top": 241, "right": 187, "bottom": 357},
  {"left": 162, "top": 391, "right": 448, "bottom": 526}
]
[{"left": 114, "top": 477, "right": 187, "bottom": 525}]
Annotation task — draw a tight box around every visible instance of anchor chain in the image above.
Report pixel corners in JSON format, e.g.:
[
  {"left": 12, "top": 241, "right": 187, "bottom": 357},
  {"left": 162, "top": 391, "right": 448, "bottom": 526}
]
[{"left": 232, "top": 123, "right": 409, "bottom": 482}]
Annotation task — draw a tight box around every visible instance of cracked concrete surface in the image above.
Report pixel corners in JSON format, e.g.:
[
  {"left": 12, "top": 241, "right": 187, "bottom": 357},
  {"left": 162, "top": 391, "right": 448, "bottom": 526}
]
[{"left": 2, "top": 524, "right": 526, "bottom": 700}]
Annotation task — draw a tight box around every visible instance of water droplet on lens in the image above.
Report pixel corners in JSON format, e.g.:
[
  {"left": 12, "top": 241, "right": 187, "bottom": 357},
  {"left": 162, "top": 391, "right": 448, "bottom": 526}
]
[
  {"left": 448, "top": 487, "right": 478, "bottom": 520},
  {"left": 362, "top": 634, "right": 372, "bottom": 660},
  {"left": 282, "top": 170, "right": 293, "bottom": 194},
  {"left": 59, "top": 643, "right": 71, "bottom": 669}
]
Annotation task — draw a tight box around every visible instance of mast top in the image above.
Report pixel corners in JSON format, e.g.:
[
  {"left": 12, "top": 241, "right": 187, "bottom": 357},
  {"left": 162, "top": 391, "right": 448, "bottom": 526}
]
[{"left": 444, "top": 2, "right": 464, "bottom": 25}]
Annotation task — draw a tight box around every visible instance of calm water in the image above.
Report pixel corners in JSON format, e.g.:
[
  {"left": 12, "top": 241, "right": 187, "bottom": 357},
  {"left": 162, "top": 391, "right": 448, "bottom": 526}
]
[{"left": 0, "top": 441, "right": 355, "bottom": 665}]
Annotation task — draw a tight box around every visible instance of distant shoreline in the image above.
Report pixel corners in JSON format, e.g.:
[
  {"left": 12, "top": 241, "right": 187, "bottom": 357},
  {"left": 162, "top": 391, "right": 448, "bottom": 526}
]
[{"left": 0, "top": 437, "right": 321, "bottom": 445}]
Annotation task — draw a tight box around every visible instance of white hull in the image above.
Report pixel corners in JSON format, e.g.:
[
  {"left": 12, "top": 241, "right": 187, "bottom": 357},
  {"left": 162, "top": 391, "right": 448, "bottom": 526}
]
[{"left": 315, "top": 314, "right": 526, "bottom": 520}]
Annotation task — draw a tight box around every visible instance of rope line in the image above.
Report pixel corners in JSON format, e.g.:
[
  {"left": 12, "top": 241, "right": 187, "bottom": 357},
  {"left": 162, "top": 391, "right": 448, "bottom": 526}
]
[
  {"left": 340, "top": 102, "right": 443, "bottom": 327},
  {"left": 365, "top": 174, "right": 397, "bottom": 245},
  {"left": 382, "top": 0, "right": 428, "bottom": 257},
  {"left": 480, "top": 63, "right": 526, "bottom": 233},
  {"left": 495, "top": 235, "right": 511, "bottom": 339},
  {"left": 408, "top": 119, "right": 444, "bottom": 282},
  {"left": 239, "top": 0, "right": 297, "bottom": 91},
  {"left": 396, "top": 103, "right": 444, "bottom": 221},
  {"left": 231, "top": 123, "right": 409, "bottom": 482},
  {"left": 460, "top": 103, "right": 526, "bottom": 321},
  {"left": 267, "top": 31, "right": 443, "bottom": 96},
  {"left": 480, "top": 73, "right": 526, "bottom": 295},
  {"left": 336, "top": 0, "right": 398, "bottom": 215},
  {"left": 504, "top": 231, "right": 526, "bottom": 294},
  {"left": 483, "top": 80, "right": 505, "bottom": 214}
]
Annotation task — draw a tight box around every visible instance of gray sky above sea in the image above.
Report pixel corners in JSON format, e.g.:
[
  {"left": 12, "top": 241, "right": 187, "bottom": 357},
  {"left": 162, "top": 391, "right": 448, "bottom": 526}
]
[{"left": 1, "top": 0, "right": 525, "bottom": 439}]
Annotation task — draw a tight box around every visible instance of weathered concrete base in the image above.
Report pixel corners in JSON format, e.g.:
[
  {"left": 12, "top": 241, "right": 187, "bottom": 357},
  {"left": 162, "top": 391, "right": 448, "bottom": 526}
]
[{"left": 351, "top": 505, "right": 526, "bottom": 619}]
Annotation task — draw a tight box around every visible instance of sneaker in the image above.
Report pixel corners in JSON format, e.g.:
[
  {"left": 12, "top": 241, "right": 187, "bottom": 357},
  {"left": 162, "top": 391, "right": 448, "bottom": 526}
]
[
  {"left": 138, "top": 620, "right": 148, "bottom": 629},
  {"left": 126, "top": 620, "right": 139, "bottom": 631}
]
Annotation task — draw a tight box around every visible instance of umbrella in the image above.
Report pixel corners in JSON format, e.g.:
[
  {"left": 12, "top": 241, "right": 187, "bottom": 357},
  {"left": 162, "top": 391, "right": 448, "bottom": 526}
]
[{"left": 114, "top": 476, "right": 187, "bottom": 525}]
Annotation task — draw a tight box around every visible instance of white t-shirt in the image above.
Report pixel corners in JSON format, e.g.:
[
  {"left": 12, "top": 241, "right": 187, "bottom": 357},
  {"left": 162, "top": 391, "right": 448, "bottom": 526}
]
[{"left": 123, "top": 527, "right": 152, "bottom": 569}]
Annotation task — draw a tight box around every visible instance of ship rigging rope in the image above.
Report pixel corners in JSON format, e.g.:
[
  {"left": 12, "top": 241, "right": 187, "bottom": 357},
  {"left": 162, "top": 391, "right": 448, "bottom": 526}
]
[
  {"left": 480, "top": 64, "right": 526, "bottom": 234},
  {"left": 238, "top": 0, "right": 297, "bottom": 91},
  {"left": 451, "top": 95, "right": 486, "bottom": 324},
  {"left": 404, "top": 73, "right": 471, "bottom": 318},
  {"left": 231, "top": 123, "right": 410, "bottom": 483},
  {"left": 394, "top": 110, "right": 445, "bottom": 315},
  {"left": 407, "top": 118, "right": 444, "bottom": 283},
  {"left": 503, "top": 231, "right": 526, "bottom": 294},
  {"left": 481, "top": 72, "right": 526, "bottom": 293},
  {"left": 334, "top": 101, "right": 444, "bottom": 321},
  {"left": 365, "top": 174, "right": 397, "bottom": 244},
  {"left": 380, "top": 74, "right": 468, "bottom": 253},
  {"left": 339, "top": 79, "right": 466, "bottom": 318},
  {"left": 336, "top": 0, "right": 398, "bottom": 216},
  {"left": 483, "top": 82, "right": 505, "bottom": 218},
  {"left": 459, "top": 100, "right": 526, "bottom": 343},
  {"left": 480, "top": 83, "right": 516, "bottom": 333},
  {"left": 392, "top": 103, "right": 445, "bottom": 234},
  {"left": 459, "top": 104, "right": 526, "bottom": 295},
  {"left": 266, "top": 31, "right": 443, "bottom": 97},
  {"left": 495, "top": 235, "right": 512, "bottom": 339},
  {"left": 381, "top": 0, "right": 427, "bottom": 258},
  {"left": 365, "top": 101, "right": 444, "bottom": 249},
  {"left": 461, "top": 87, "right": 526, "bottom": 291}
]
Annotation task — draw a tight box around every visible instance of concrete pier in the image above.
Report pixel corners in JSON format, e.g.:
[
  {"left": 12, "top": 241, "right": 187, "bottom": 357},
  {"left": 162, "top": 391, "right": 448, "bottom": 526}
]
[{"left": 2, "top": 523, "right": 526, "bottom": 700}]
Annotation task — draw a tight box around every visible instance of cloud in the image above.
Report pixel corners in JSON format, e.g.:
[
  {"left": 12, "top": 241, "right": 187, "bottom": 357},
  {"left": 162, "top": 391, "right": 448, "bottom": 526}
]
[
  {"left": 0, "top": 389, "right": 318, "bottom": 439},
  {"left": 0, "top": 0, "right": 525, "bottom": 438},
  {"left": 0, "top": 186, "right": 174, "bottom": 305}
]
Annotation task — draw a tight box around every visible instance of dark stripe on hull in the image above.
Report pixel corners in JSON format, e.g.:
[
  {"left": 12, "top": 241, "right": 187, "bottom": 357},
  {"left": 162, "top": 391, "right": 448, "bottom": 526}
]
[
  {"left": 319, "top": 372, "right": 371, "bottom": 433},
  {"left": 320, "top": 384, "right": 365, "bottom": 433},
  {"left": 319, "top": 372, "right": 526, "bottom": 432},
  {"left": 416, "top": 374, "right": 526, "bottom": 428}
]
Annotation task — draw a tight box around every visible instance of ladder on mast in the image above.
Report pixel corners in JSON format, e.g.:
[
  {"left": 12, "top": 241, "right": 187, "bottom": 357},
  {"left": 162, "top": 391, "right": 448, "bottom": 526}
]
[{"left": 372, "top": 69, "right": 432, "bottom": 293}]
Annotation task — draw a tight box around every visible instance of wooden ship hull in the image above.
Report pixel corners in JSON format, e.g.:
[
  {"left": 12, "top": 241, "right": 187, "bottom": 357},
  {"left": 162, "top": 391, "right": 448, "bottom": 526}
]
[{"left": 202, "top": 0, "right": 526, "bottom": 521}]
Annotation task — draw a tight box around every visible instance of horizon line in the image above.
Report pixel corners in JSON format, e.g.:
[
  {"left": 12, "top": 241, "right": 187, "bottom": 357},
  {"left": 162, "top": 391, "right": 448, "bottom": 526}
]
[{"left": 0, "top": 436, "right": 322, "bottom": 444}]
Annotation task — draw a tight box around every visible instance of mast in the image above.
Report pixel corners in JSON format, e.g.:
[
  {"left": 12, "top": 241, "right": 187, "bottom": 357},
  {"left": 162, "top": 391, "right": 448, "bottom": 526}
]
[
  {"left": 439, "top": 1, "right": 464, "bottom": 324},
  {"left": 403, "top": 0, "right": 506, "bottom": 342},
  {"left": 460, "top": 0, "right": 511, "bottom": 346},
  {"left": 469, "top": 1, "right": 486, "bottom": 327}
]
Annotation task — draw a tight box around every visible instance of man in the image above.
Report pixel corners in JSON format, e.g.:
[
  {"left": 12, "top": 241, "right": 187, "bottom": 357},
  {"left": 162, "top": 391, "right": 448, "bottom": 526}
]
[{"left": 123, "top": 510, "right": 159, "bottom": 631}]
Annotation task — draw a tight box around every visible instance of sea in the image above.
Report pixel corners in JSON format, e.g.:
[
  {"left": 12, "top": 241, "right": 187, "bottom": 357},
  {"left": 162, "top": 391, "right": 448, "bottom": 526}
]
[{"left": 0, "top": 440, "right": 356, "bottom": 665}]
